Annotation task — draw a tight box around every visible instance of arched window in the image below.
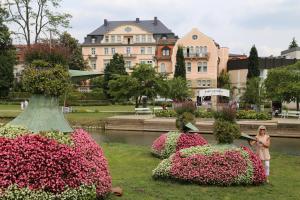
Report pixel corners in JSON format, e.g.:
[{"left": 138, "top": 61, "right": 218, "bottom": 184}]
[{"left": 162, "top": 47, "right": 170, "bottom": 56}]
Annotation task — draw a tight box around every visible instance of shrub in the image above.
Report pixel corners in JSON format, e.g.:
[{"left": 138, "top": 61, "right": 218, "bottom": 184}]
[
  {"left": 213, "top": 107, "right": 236, "bottom": 122},
  {"left": 22, "top": 61, "right": 71, "bottom": 97},
  {"left": 195, "top": 109, "right": 213, "bottom": 118},
  {"left": 175, "top": 112, "right": 195, "bottom": 132},
  {"left": 236, "top": 110, "right": 271, "bottom": 120},
  {"left": 0, "top": 128, "right": 111, "bottom": 199},
  {"left": 213, "top": 120, "right": 240, "bottom": 144},
  {"left": 151, "top": 132, "right": 207, "bottom": 158},
  {"left": 154, "top": 110, "right": 177, "bottom": 117},
  {"left": 153, "top": 145, "right": 266, "bottom": 185},
  {"left": 173, "top": 101, "right": 196, "bottom": 115}
]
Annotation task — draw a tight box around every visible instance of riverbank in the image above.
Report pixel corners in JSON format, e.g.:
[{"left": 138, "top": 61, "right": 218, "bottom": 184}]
[{"left": 102, "top": 143, "right": 300, "bottom": 200}]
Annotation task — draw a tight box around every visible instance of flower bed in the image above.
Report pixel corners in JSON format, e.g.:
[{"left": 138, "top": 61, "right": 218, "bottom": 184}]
[
  {"left": 151, "top": 132, "right": 208, "bottom": 158},
  {"left": 153, "top": 145, "right": 266, "bottom": 185},
  {"left": 0, "top": 127, "right": 111, "bottom": 199}
]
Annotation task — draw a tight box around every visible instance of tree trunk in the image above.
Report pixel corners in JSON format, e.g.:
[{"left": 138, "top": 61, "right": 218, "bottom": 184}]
[
  {"left": 297, "top": 97, "right": 299, "bottom": 111},
  {"left": 135, "top": 97, "right": 139, "bottom": 108}
]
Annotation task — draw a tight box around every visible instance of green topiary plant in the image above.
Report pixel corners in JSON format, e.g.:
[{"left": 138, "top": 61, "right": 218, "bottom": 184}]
[
  {"left": 22, "top": 60, "right": 71, "bottom": 96},
  {"left": 175, "top": 112, "right": 196, "bottom": 132},
  {"left": 213, "top": 107, "right": 241, "bottom": 144}
]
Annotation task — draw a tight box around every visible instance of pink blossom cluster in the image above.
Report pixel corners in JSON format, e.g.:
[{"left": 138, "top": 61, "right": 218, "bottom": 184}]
[
  {"left": 0, "top": 129, "right": 111, "bottom": 197},
  {"left": 170, "top": 151, "right": 247, "bottom": 185},
  {"left": 151, "top": 133, "right": 167, "bottom": 156},
  {"left": 242, "top": 146, "right": 266, "bottom": 184},
  {"left": 176, "top": 133, "right": 208, "bottom": 151}
]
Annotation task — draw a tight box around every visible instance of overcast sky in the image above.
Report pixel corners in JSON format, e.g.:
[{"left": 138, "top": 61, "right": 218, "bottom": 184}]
[{"left": 13, "top": 0, "right": 300, "bottom": 56}]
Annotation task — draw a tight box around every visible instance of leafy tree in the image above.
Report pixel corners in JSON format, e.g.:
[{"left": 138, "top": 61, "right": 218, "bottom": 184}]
[
  {"left": 289, "top": 37, "right": 298, "bottom": 49},
  {"left": 242, "top": 77, "right": 266, "bottom": 111},
  {"left": 0, "top": 5, "right": 15, "bottom": 97},
  {"left": 6, "top": 0, "right": 72, "bottom": 45},
  {"left": 108, "top": 75, "right": 138, "bottom": 102},
  {"left": 59, "top": 32, "right": 88, "bottom": 70},
  {"left": 174, "top": 46, "right": 186, "bottom": 79},
  {"left": 103, "top": 53, "right": 127, "bottom": 99},
  {"left": 217, "top": 69, "right": 231, "bottom": 89},
  {"left": 265, "top": 62, "right": 300, "bottom": 111},
  {"left": 90, "top": 76, "right": 104, "bottom": 90},
  {"left": 247, "top": 45, "right": 260, "bottom": 79},
  {"left": 166, "top": 77, "right": 191, "bottom": 101}
]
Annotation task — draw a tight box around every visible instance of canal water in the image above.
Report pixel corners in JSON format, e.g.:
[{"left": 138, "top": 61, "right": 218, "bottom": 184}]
[{"left": 89, "top": 129, "right": 300, "bottom": 156}]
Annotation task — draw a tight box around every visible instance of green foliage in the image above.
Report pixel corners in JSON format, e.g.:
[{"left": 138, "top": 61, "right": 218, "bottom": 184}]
[
  {"left": 195, "top": 109, "right": 214, "bottom": 118},
  {"left": 242, "top": 77, "right": 266, "bottom": 111},
  {"left": 162, "top": 131, "right": 181, "bottom": 158},
  {"left": 289, "top": 37, "right": 298, "bottom": 49},
  {"left": 174, "top": 46, "right": 186, "bottom": 79},
  {"left": 236, "top": 110, "right": 271, "bottom": 120},
  {"left": 175, "top": 112, "right": 195, "bottom": 132},
  {"left": 39, "top": 131, "right": 74, "bottom": 146},
  {"left": 166, "top": 77, "right": 191, "bottom": 101},
  {"left": 90, "top": 76, "right": 104, "bottom": 89},
  {"left": 154, "top": 110, "right": 177, "bottom": 117},
  {"left": 247, "top": 45, "right": 260, "bottom": 79},
  {"left": 59, "top": 32, "right": 88, "bottom": 70},
  {"left": 265, "top": 62, "right": 300, "bottom": 110},
  {"left": 1, "top": 184, "right": 97, "bottom": 200},
  {"left": 217, "top": 69, "right": 231, "bottom": 90},
  {"left": 22, "top": 61, "right": 71, "bottom": 96},
  {"left": 0, "top": 6, "right": 15, "bottom": 97},
  {"left": 108, "top": 75, "right": 138, "bottom": 102},
  {"left": 103, "top": 53, "right": 127, "bottom": 99},
  {"left": 0, "top": 125, "right": 30, "bottom": 138},
  {"left": 213, "top": 120, "right": 240, "bottom": 144}
]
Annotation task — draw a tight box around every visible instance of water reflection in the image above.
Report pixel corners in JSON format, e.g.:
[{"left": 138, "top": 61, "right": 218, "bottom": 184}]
[{"left": 89, "top": 130, "right": 300, "bottom": 156}]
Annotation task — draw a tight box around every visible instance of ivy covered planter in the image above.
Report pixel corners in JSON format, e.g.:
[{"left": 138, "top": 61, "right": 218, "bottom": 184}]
[
  {"left": 152, "top": 145, "right": 266, "bottom": 185},
  {"left": 0, "top": 127, "right": 111, "bottom": 199},
  {"left": 151, "top": 132, "right": 208, "bottom": 158}
]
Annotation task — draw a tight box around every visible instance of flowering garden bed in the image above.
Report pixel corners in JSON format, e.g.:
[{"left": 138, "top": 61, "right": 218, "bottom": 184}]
[
  {"left": 151, "top": 132, "right": 208, "bottom": 158},
  {"left": 0, "top": 127, "right": 111, "bottom": 199},
  {"left": 153, "top": 145, "right": 266, "bottom": 185}
]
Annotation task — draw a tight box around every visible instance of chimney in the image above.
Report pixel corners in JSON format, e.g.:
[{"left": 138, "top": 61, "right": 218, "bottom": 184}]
[
  {"left": 154, "top": 16, "right": 158, "bottom": 25},
  {"left": 136, "top": 18, "right": 140, "bottom": 23},
  {"left": 104, "top": 19, "right": 108, "bottom": 26}
]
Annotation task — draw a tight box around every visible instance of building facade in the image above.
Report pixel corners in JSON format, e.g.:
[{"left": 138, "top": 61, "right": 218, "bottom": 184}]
[
  {"left": 171, "top": 28, "right": 229, "bottom": 103},
  {"left": 82, "top": 17, "right": 176, "bottom": 73},
  {"left": 281, "top": 47, "right": 300, "bottom": 59}
]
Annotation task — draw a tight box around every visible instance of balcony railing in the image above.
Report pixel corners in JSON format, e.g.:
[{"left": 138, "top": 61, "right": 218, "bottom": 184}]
[
  {"left": 154, "top": 55, "right": 171, "bottom": 60},
  {"left": 123, "top": 53, "right": 137, "bottom": 58},
  {"left": 88, "top": 54, "right": 97, "bottom": 59},
  {"left": 184, "top": 53, "right": 209, "bottom": 59}
]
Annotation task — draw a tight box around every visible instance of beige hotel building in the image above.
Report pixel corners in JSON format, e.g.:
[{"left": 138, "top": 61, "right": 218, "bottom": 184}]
[{"left": 82, "top": 18, "right": 229, "bottom": 104}]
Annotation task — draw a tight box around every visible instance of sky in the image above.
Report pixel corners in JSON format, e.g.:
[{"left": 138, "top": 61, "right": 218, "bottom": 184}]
[{"left": 11, "top": 0, "right": 300, "bottom": 56}]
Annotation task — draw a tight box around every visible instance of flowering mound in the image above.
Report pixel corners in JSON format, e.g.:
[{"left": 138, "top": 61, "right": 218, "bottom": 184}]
[
  {"left": 153, "top": 145, "right": 266, "bottom": 185},
  {"left": 151, "top": 131, "right": 208, "bottom": 158},
  {"left": 0, "top": 128, "right": 111, "bottom": 199}
]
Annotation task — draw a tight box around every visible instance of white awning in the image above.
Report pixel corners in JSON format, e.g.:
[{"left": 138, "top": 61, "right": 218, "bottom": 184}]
[{"left": 199, "top": 88, "right": 230, "bottom": 97}]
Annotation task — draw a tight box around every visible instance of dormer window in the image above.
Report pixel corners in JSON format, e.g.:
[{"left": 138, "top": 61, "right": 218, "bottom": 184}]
[{"left": 91, "top": 38, "right": 96, "bottom": 43}]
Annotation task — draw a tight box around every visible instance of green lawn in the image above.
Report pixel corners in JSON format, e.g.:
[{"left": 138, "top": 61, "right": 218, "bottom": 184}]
[{"left": 102, "top": 143, "right": 300, "bottom": 200}]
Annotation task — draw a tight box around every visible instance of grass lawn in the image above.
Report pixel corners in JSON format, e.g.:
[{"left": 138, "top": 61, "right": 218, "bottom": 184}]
[{"left": 102, "top": 143, "right": 300, "bottom": 200}]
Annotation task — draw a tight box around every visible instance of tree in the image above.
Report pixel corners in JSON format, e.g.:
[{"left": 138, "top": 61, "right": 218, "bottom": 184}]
[
  {"left": 242, "top": 77, "right": 266, "bottom": 111},
  {"left": 247, "top": 45, "right": 260, "bottom": 79},
  {"left": 103, "top": 53, "right": 127, "bottom": 100},
  {"left": 59, "top": 32, "right": 88, "bottom": 70},
  {"left": 289, "top": 37, "right": 298, "bottom": 49},
  {"left": 174, "top": 46, "right": 186, "bottom": 79},
  {"left": 166, "top": 77, "right": 191, "bottom": 101},
  {"left": 265, "top": 62, "right": 300, "bottom": 111},
  {"left": 6, "top": 0, "right": 72, "bottom": 46},
  {"left": 217, "top": 69, "right": 231, "bottom": 89},
  {"left": 0, "top": 5, "right": 15, "bottom": 97}
]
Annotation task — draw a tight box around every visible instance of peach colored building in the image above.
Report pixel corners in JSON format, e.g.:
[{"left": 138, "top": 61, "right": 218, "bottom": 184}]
[
  {"left": 82, "top": 17, "right": 176, "bottom": 73},
  {"left": 171, "top": 28, "right": 229, "bottom": 103}
]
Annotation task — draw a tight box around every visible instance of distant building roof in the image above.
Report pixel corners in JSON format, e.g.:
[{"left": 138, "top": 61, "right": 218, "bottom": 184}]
[
  {"left": 281, "top": 47, "right": 300, "bottom": 55},
  {"left": 227, "top": 57, "right": 299, "bottom": 71},
  {"left": 88, "top": 17, "right": 174, "bottom": 36}
]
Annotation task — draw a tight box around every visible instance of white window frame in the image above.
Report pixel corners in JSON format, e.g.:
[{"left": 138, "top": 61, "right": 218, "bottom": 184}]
[
  {"left": 186, "top": 62, "right": 191, "bottom": 73},
  {"left": 117, "top": 35, "right": 121, "bottom": 43},
  {"left": 160, "top": 63, "right": 166, "bottom": 73},
  {"left": 126, "top": 47, "right": 131, "bottom": 54},
  {"left": 90, "top": 60, "right": 96, "bottom": 70},
  {"left": 104, "top": 48, "right": 109, "bottom": 55},
  {"left": 147, "top": 47, "right": 152, "bottom": 54},
  {"left": 105, "top": 35, "right": 109, "bottom": 43},
  {"left": 147, "top": 35, "right": 152, "bottom": 42},
  {"left": 141, "top": 47, "right": 145, "bottom": 54},
  {"left": 142, "top": 35, "right": 146, "bottom": 43},
  {"left": 162, "top": 49, "right": 170, "bottom": 56},
  {"left": 111, "top": 35, "right": 115, "bottom": 43},
  {"left": 111, "top": 48, "right": 116, "bottom": 55},
  {"left": 125, "top": 61, "right": 131, "bottom": 69},
  {"left": 135, "top": 35, "right": 140, "bottom": 43},
  {"left": 91, "top": 48, "right": 96, "bottom": 55}
]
